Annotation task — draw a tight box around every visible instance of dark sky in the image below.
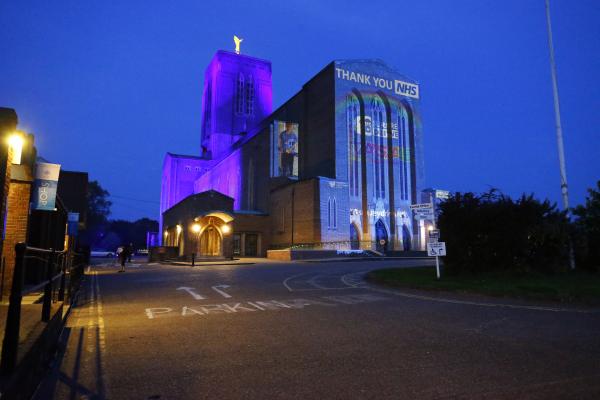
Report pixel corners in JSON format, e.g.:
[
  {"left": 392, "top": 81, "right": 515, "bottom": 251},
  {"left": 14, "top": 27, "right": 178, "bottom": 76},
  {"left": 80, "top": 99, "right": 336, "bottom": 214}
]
[{"left": 1, "top": 0, "right": 598, "bottom": 221}]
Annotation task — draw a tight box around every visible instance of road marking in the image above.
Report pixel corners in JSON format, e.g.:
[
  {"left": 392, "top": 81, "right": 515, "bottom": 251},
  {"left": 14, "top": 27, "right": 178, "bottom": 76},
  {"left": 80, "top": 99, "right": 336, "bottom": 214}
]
[
  {"left": 211, "top": 284, "right": 232, "bottom": 298},
  {"left": 146, "top": 307, "right": 173, "bottom": 319},
  {"left": 284, "top": 272, "right": 368, "bottom": 292},
  {"left": 283, "top": 272, "right": 313, "bottom": 292},
  {"left": 341, "top": 271, "right": 368, "bottom": 287},
  {"left": 176, "top": 286, "right": 206, "bottom": 300},
  {"left": 145, "top": 294, "right": 390, "bottom": 319},
  {"left": 365, "top": 286, "right": 600, "bottom": 314}
]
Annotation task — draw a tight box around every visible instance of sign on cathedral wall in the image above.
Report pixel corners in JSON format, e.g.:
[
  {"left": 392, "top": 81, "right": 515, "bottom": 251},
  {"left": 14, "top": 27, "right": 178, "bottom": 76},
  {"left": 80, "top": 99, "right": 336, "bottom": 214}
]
[{"left": 270, "top": 121, "right": 299, "bottom": 178}]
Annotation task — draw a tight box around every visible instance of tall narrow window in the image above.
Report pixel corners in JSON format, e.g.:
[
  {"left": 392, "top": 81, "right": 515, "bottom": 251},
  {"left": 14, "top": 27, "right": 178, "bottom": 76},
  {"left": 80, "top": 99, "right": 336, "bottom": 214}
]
[
  {"left": 327, "top": 198, "right": 332, "bottom": 229},
  {"left": 245, "top": 75, "right": 254, "bottom": 116},
  {"left": 247, "top": 158, "right": 255, "bottom": 209},
  {"left": 203, "top": 82, "right": 212, "bottom": 138},
  {"left": 347, "top": 94, "right": 360, "bottom": 197},
  {"left": 333, "top": 197, "right": 337, "bottom": 229},
  {"left": 379, "top": 110, "right": 385, "bottom": 198},
  {"left": 371, "top": 96, "right": 386, "bottom": 199},
  {"left": 400, "top": 107, "right": 410, "bottom": 200},
  {"left": 236, "top": 73, "right": 245, "bottom": 114}
]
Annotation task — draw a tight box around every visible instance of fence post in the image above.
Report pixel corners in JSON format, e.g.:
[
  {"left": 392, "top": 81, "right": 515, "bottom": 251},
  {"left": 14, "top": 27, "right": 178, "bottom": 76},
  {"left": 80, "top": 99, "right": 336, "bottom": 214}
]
[
  {"left": 0, "top": 242, "right": 27, "bottom": 374},
  {"left": 58, "top": 252, "right": 66, "bottom": 301},
  {"left": 41, "top": 249, "right": 55, "bottom": 322}
]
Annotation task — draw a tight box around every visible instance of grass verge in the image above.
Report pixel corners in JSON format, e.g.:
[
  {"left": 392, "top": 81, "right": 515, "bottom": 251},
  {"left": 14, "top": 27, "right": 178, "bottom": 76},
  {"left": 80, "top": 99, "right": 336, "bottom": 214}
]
[{"left": 366, "top": 267, "right": 600, "bottom": 305}]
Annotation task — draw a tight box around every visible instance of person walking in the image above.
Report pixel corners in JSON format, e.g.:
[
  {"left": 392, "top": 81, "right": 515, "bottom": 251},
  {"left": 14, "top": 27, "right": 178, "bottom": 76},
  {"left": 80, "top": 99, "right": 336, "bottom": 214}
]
[{"left": 119, "top": 245, "right": 129, "bottom": 272}]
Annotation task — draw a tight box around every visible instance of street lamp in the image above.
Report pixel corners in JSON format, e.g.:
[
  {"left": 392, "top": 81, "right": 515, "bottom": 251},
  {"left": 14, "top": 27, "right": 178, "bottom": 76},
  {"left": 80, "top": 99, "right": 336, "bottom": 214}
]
[
  {"left": 221, "top": 224, "right": 231, "bottom": 234},
  {"left": 7, "top": 132, "right": 24, "bottom": 165}
]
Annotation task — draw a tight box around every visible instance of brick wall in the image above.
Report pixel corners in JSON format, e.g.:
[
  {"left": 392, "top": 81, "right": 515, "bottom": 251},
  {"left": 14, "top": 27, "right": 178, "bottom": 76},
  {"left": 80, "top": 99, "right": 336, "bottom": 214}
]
[{"left": 1, "top": 181, "right": 32, "bottom": 300}]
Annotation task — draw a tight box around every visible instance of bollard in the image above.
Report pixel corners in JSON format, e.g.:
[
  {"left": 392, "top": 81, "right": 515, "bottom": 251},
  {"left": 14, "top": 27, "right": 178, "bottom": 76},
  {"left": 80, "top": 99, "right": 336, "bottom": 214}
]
[
  {"left": 0, "top": 242, "right": 27, "bottom": 374},
  {"left": 42, "top": 249, "right": 55, "bottom": 322},
  {"left": 192, "top": 253, "right": 195, "bottom": 267}
]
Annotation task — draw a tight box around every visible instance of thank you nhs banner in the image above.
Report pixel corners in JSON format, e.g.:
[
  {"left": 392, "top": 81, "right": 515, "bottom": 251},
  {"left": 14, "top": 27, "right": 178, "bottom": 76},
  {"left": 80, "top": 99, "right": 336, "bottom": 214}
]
[
  {"left": 335, "top": 67, "right": 420, "bottom": 99},
  {"left": 34, "top": 162, "right": 61, "bottom": 211}
]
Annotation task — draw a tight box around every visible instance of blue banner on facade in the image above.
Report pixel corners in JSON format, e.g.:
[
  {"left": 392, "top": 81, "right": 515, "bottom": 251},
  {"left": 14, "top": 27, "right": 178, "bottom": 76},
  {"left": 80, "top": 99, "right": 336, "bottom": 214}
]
[
  {"left": 33, "top": 162, "right": 61, "bottom": 211},
  {"left": 68, "top": 212, "right": 79, "bottom": 236}
]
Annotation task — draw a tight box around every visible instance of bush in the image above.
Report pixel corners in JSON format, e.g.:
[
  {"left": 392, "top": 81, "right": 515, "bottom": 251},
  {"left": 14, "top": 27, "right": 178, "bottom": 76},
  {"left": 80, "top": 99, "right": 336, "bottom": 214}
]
[
  {"left": 572, "top": 181, "right": 600, "bottom": 272},
  {"left": 438, "top": 189, "right": 570, "bottom": 275}
]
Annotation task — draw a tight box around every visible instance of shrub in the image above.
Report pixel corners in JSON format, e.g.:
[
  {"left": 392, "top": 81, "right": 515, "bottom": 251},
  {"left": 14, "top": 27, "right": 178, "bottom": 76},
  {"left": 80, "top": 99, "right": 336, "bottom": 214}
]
[
  {"left": 572, "top": 181, "right": 600, "bottom": 272},
  {"left": 438, "top": 189, "right": 570, "bottom": 275}
]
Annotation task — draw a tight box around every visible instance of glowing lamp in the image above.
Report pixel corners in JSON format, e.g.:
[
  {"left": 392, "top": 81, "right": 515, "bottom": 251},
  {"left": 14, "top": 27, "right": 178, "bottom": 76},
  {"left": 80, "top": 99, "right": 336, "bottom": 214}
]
[
  {"left": 7, "top": 133, "right": 24, "bottom": 165},
  {"left": 164, "top": 231, "right": 168, "bottom": 237},
  {"left": 427, "top": 225, "right": 434, "bottom": 231},
  {"left": 191, "top": 223, "right": 201, "bottom": 233},
  {"left": 221, "top": 224, "right": 231, "bottom": 234},
  {"left": 176, "top": 225, "right": 182, "bottom": 234}
]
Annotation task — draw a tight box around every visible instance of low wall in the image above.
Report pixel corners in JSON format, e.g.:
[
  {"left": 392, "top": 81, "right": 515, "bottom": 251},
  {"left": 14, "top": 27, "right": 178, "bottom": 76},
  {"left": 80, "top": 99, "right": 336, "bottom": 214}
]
[
  {"left": 267, "top": 249, "right": 340, "bottom": 261},
  {"left": 148, "top": 246, "right": 179, "bottom": 262}
]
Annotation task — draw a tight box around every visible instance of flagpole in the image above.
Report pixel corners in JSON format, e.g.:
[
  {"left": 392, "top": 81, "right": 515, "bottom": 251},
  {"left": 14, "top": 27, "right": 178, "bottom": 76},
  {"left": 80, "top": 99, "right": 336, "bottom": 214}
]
[{"left": 545, "top": 0, "right": 575, "bottom": 269}]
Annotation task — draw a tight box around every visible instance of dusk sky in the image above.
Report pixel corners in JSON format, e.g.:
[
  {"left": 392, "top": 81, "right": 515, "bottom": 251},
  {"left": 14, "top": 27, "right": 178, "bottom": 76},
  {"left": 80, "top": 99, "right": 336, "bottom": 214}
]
[{"left": 1, "top": 0, "right": 598, "bottom": 221}]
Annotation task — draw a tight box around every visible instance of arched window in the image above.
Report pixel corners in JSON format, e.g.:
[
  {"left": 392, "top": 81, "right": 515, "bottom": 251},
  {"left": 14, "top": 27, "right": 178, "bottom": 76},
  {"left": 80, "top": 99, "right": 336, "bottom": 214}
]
[
  {"left": 327, "top": 197, "right": 331, "bottom": 229},
  {"left": 397, "top": 105, "right": 411, "bottom": 201},
  {"left": 346, "top": 94, "right": 360, "bottom": 197},
  {"left": 371, "top": 95, "right": 386, "bottom": 199},
  {"left": 333, "top": 197, "right": 337, "bottom": 229},
  {"left": 204, "top": 82, "right": 212, "bottom": 135},
  {"left": 245, "top": 75, "right": 254, "bottom": 116},
  {"left": 236, "top": 73, "right": 245, "bottom": 114}
]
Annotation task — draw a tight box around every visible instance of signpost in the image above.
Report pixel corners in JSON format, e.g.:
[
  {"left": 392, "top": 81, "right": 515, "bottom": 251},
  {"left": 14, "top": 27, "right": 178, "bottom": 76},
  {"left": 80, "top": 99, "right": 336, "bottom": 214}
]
[
  {"left": 435, "top": 190, "right": 450, "bottom": 200},
  {"left": 427, "top": 242, "right": 446, "bottom": 256},
  {"left": 410, "top": 203, "right": 434, "bottom": 220}
]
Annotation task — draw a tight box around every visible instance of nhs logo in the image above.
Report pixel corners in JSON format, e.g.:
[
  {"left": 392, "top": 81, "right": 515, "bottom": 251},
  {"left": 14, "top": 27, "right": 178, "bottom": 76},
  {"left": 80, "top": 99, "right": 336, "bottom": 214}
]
[{"left": 394, "top": 80, "right": 419, "bottom": 99}]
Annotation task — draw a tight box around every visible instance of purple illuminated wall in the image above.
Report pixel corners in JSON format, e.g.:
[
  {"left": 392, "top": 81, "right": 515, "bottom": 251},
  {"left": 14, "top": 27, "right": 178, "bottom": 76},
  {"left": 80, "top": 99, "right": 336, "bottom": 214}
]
[
  {"left": 200, "top": 50, "right": 272, "bottom": 160},
  {"left": 160, "top": 50, "right": 273, "bottom": 243}
]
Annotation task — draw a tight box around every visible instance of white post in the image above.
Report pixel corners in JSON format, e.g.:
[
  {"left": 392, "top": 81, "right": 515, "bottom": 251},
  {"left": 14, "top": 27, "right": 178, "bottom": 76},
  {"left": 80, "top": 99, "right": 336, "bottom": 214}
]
[
  {"left": 545, "top": 0, "right": 575, "bottom": 269},
  {"left": 431, "top": 194, "right": 440, "bottom": 279}
]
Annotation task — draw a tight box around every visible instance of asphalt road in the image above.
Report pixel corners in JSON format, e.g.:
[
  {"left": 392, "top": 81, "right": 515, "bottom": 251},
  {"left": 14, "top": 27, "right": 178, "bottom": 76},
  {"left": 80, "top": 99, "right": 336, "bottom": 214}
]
[{"left": 35, "top": 258, "right": 600, "bottom": 399}]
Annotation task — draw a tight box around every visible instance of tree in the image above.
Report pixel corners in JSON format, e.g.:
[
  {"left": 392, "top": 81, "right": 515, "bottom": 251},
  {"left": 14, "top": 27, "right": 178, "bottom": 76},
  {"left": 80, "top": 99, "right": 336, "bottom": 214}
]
[
  {"left": 87, "top": 180, "right": 112, "bottom": 227},
  {"left": 573, "top": 181, "right": 600, "bottom": 271},
  {"left": 80, "top": 180, "right": 112, "bottom": 247}
]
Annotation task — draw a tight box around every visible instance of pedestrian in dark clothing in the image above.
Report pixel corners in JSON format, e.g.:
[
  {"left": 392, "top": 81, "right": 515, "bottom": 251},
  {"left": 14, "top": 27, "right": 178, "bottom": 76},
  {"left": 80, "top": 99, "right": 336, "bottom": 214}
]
[{"left": 119, "top": 245, "right": 129, "bottom": 272}]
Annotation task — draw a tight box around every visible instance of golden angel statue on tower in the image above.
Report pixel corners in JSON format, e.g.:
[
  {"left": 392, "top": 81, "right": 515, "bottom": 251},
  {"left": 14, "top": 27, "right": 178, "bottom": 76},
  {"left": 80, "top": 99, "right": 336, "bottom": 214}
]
[{"left": 234, "top": 35, "right": 243, "bottom": 54}]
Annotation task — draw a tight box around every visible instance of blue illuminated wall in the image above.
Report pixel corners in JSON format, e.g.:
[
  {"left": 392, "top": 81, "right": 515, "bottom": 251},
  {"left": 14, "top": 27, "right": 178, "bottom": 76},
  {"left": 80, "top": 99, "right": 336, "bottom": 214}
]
[{"left": 331, "top": 60, "right": 424, "bottom": 251}]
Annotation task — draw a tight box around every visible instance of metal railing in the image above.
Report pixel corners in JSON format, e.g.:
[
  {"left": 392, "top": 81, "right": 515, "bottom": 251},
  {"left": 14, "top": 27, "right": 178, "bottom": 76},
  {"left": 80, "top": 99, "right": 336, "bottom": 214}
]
[{"left": 0, "top": 242, "right": 87, "bottom": 374}]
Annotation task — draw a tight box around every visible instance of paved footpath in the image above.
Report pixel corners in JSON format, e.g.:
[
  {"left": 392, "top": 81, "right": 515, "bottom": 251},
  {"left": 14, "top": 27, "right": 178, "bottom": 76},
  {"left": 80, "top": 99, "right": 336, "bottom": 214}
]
[{"left": 34, "top": 259, "right": 600, "bottom": 399}]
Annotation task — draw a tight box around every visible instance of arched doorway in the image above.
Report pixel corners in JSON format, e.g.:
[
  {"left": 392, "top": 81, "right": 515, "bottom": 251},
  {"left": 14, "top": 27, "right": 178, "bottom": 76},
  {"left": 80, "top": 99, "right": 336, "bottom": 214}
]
[
  {"left": 375, "top": 219, "right": 388, "bottom": 253},
  {"left": 350, "top": 223, "right": 360, "bottom": 250},
  {"left": 200, "top": 226, "right": 222, "bottom": 256}
]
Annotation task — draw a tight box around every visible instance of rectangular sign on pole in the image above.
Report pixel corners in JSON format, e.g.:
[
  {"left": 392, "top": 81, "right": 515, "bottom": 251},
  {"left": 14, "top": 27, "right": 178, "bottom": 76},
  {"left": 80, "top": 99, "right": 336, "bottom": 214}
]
[
  {"left": 427, "top": 242, "right": 446, "bottom": 257},
  {"left": 428, "top": 229, "right": 440, "bottom": 243},
  {"left": 411, "top": 203, "right": 434, "bottom": 220},
  {"left": 67, "top": 212, "right": 79, "bottom": 236},
  {"left": 435, "top": 190, "right": 450, "bottom": 200},
  {"left": 33, "top": 162, "right": 61, "bottom": 211}
]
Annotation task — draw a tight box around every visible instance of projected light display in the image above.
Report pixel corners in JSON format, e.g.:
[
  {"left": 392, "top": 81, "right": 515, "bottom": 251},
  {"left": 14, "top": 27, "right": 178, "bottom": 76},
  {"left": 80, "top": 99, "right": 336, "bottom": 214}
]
[
  {"left": 270, "top": 121, "right": 299, "bottom": 178},
  {"left": 334, "top": 60, "right": 424, "bottom": 252}
]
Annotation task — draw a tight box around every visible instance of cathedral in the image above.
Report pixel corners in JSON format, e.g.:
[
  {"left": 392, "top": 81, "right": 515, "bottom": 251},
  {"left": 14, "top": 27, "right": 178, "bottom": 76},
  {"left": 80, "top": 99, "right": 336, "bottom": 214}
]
[{"left": 159, "top": 46, "right": 425, "bottom": 259}]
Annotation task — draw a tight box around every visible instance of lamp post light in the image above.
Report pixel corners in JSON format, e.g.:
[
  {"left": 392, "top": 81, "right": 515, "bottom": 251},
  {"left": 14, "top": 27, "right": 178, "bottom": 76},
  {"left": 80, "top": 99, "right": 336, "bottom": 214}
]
[{"left": 7, "top": 132, "right": 24, "bottom": 165}]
